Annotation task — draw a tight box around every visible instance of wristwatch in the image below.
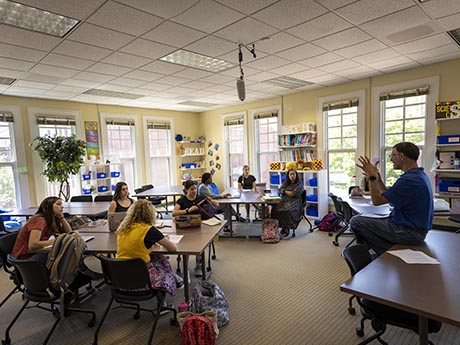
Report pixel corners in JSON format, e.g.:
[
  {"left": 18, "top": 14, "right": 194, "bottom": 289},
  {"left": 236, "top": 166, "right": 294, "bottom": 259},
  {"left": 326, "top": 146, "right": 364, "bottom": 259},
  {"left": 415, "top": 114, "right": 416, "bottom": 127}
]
[
  {"left": 185, "top": 208, "right": 189, "bottom": 214},
  {"left": 369, "top": 176, "right": 378, "bottom": 182}
]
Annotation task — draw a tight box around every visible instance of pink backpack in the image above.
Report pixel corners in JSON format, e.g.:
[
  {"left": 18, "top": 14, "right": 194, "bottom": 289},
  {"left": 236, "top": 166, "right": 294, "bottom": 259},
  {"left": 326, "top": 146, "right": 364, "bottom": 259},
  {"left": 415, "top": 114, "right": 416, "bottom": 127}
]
[
  {"left": 318, "top": 212, "right": 341, "bottom": 233},
  {"left": 180, "top": 314, "right": 217, "bottom": 345},
  {"left": 261, "top": 219, "right": 280, "bottom": 243}
]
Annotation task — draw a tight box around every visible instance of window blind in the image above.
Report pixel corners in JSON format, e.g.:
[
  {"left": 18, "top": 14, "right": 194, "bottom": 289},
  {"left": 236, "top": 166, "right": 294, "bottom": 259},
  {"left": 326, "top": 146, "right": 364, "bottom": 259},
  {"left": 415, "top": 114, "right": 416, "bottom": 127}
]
[
  {"left": 379, "top": 85, "right": 429, "bottom": 101},
  {"left": 224, "top": 117, "right": 244, "bottom": 126},
  {"left": 0, "top": 111, "right": 14, "bottom": 123},
  {"left": 36, "top": 114, "right": 76, "bottom": 126},
  {"left": 254, "top": 110, "right": 278, "bottom": 119},
  {"left": 322, "top": 98, "right": 359, "bottom": 111},
  {"left": 146, "top": 121, "right": 171, "bottom": 130},
  {"left": 105, "top": 119, "right": 135, "bottom": 126}
]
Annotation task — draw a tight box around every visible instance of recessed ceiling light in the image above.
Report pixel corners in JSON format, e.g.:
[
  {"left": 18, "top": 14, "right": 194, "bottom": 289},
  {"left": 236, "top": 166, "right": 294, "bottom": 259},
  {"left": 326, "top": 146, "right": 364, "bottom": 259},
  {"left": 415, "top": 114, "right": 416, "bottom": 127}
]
[
  {"left": 0, "top": 76, "right": 16, "bottom": 85},
  {"left": 447, "top": 27, "right": 460, "bottom": 48},
  {"left": 178, "top": 101, "right": 219, "bottom": 107},
  {"left": 83, "top": 89, "right": 145, "bottom": 100},
  {"left": 159, "top": 50, "right": 237, "bottom": 73},
  {"left": 0, "top": 0, "right": 79, "bottom": 37},
  {"left": 261, "top": 76, "right": 313, "bottom": 89}
]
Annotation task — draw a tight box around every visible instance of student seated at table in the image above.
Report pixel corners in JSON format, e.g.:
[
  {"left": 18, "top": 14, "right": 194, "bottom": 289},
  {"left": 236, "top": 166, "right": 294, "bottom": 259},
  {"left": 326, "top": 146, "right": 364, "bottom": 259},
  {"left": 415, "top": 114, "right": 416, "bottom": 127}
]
[
  {"left": 271, "top": 169, "right": 304, "bottom": 238},
  {"left": 350, "top": 142, "right": 433, "bottom": 256},
  {"left": 198, "top": 173, "right": 244, "bottom": 222},
  {"left": 116, "top": 199, "right": 182, "bottom": 296},
  {"left": 237, "top": 165, "right": 261, "bottom": 221},
  {"left": 172, "top": 180, "right": 219, "bottom": 277},
  {"left": 108, "top": 182, "right": 134, "bottom": 213}
]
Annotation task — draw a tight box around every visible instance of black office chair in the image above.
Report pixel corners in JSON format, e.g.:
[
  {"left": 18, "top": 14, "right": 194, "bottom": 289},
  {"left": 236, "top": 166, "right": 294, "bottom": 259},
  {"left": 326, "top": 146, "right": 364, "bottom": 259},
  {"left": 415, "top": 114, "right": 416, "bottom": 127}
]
[
  {"left": 0, "top": 232, "right": 23, "bottom": 309},
  {"left": 70, "top": 195, "right": 93, "bottom": 202},
  {"left": 328, "top": 193, "right": 346, "bottom": 237},
  {"left": 342, "top": 245, "right": 442, "bottom": 345},
  {"left": 332, "top": 199, "right": 359, "bottom": 247},
  {"left": 93, "top": 256, "right": 176, "bottom": 345},
  {"left": 4, "top": 255, "right": 96, "bottom": 345},
  {"left": 281, "top": 189, "right": 313, "bottom": 238},
  {"left": 142, "top": 184, "right": 168, "bottom": 218},
  {"left": 94, "top": 195, "right": 113, "bottom": 202}
]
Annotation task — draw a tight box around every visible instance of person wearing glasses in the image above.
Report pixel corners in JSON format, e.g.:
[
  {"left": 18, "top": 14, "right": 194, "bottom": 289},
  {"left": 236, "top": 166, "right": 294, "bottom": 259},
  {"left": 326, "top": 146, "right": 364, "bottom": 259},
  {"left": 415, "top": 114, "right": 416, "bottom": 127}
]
[{"left": 350, "top": 142, "right": 433, "bottom": 257}]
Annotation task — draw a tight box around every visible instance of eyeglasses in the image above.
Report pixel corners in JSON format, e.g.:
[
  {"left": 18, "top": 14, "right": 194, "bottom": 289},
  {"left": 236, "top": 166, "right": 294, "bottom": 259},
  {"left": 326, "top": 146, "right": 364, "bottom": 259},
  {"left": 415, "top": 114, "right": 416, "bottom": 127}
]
[{"left": 388, "top": 153, "right": 401, "bottom": 159}]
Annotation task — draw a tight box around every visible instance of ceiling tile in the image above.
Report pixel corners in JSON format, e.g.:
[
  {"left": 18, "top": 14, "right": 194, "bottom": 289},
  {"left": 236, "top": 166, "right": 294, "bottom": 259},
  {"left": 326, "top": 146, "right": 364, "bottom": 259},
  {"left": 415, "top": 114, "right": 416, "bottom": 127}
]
[
  {"left": 352, "top": 48, "right": 401, "bottom": 64},
  {"left": 68, "top": 23, "right": 135, "bottom": 50},
  {"left": 408, "top": 44, "right": 460, "bottom": 61},
  {"left": 29, "top": 64, "right": 79, "bottom": 78},
  {"left": 218, "top": 49, "right": 268, "bottom": 64},
  {"left": 0, "top": 25, "right": 61, "bottom": 51},
  {"left": 0, "top": 43, "right": 46, "bottom": 62},
  {"left": 368, "top": 56, "right": 414, "bottom": 70},
  {"left": 52, "top": 85, "right": 88, "bottom": 93},
  {"left": 336, "top": 0, "right": 414, "bottom": 25},
  {"left": 275, "top": 43, "right": 327, "bottom": 62},
  {"left": 42, "top": 90, "right": 77, "bottom": 98},
  {"left": 287, "top": 12, "right": 353, "bottom": 41},
  {"left": 172, "top": 0, "right": 244, "bottom": 34},
  {"left": 41, "top": 54, "right": 95, "bottom": 70},
  {"left": 314, "top": 0, "right": 357, "bottom": 10},
  {"left": 252, "top": 0, "right": 328, "bottom": 30},
  {"left": 203, "top": 84, "right": 233, "bottom": 92},
  {"left": 86, "top": 63, "right": 132, "bottom": 76},
  {"left": 108, "top": 77, "right": 147, "bottom": 88},
  {"left": 53, "top": 41, "right": 112, "bottom": 61},
  {"left": 214, "top": 0, "right": 278, "bottom": 15},
  {"left": 298, "top": 52, "right": 344, "bottom": 68},
  {"left": 122, "top": 70, "right": 163, "bottom": 82},
  {"left": 140, "top": 61, "right": 186, "bottom": 74},
  {"left": 137, "top": 83, "right": 173, "bottom": 91},
  {"left": 87, "top": 1, "right": 164, "bottom": 36},
  {"left": 0, "top": 57, "right": 33, "bottom": 71},
  {"left": 437, "top": 13, "right": 460, "bottom": 31},
  {"left": 72, "top": 71, "right": 114, "bottom": 83},
  {"left": 318, "top": 59, "right": 361, "bottom": 73},
  {"left": 214, "top": 17, "right": 279, "bottom": 45},
  {"left": 0, "top": 68, "right": 23, "bottom": 78},
  {"left": 333, "top": 65, "right": 376, "bottom": 77},
  {"left": 120, "top": 39, "right": 176, "bottom": 59},
  {"left": 199, "top": 73, "right": 235, "bottom": 84},
  {"left": 60, "top": 79, "right": 102, "bottom": 88},
  {"left": 121, "top": 0, "right": 198, "bottom": 19},
  {"left": 181, "top": 80, "right": 218, "bottom": 90},
  {"left": 102, "top": 52, "right": 151, "bottom": 69},
  {"left": 334, "top": 39, "right": 387, "bottom": 58},
  {"left": 286, "top": 68, "right": 327, "bottom": 80},
  {"left": 96, "top": 84, "right": 132, "bottom": 92},
  {"left": 419, "top": 0, "right": 460, "bottom": 19},
  {"left": 313, "top": 28, "right": 371, "bottom": 50},
  {"left": 185, "top": 36, "right": 236, "bottom": 57},
  {"left": 245, "top": 55, "right": 290, "bottom": 70},
  {"left": 376, "top": 61, "right": 420, "bottom": 74},
  {"left": 142, "top": 21, "right": 206, "bottom": 48},
  {"left": 255, "top": 32, "right": 304, "bottom": 54},
  {"left": 4, "top": 87, "right": 45, "bottom": 95},
  {"left": 156, "top": 75, "right": 191, "bottom": 86},
  {"left": 13, "top": 80, "right": 56, "bottom": 90},
  {"left": 246, "top": 71, "right": 281, "bottom": 82},
  {"left": 268, "top": 63, "right": 309, "bottom": 75},
  {"left": 171, "top": 68, "right": 213, "bottom": 80},
  {"left": 418, "top": 51, "right": 460, "bottom": 66},
  {"left": 393, "top": 34, "right": 453, "bottom": 55},
  {"left": 15, "top": 0, "right": 105, "bottom": 20}
]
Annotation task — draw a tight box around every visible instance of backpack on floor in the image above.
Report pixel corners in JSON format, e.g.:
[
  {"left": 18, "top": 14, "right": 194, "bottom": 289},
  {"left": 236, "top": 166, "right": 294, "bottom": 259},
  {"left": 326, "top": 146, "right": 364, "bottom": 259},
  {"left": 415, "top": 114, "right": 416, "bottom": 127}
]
[
  {"left": 261, "top": 218, "right": 280, "bottom": 243},
  {"left": 190, "top": 279, "right": 229, "bottom": 327},
  {"left": 318, "top": 212, "right": 342, "bottom": 233},
  {"left": 180, "top": 314, "right": 217, "bottom": 345}
]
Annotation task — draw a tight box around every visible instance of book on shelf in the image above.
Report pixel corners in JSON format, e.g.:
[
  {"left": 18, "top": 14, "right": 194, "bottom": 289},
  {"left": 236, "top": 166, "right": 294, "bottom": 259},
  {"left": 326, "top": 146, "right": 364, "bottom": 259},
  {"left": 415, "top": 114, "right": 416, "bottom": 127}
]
[{"left": 280, "top": 149, "right": 315, "bottom": 162}]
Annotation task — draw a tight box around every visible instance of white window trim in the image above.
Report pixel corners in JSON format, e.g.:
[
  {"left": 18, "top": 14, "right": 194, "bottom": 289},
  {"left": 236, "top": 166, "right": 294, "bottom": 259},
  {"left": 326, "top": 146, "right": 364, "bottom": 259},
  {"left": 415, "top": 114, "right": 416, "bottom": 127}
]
[
  {"left": 371, "top": 76, "right": 439, "bottom": 183},
  {"left": 221, "top": 110, "right": 247, "bottom": 190},
  {"left": 250, "top": 105, "right": 282, "bottom": 181},
  {"left": 317, "top": 90, "right": 366, "bottom": 178},
  {"left": 28, "top": 107, "right": 83, "bottom": 205},
  {"left": 142, "top": 115, "right": 176, "bottom": 185},
  {"left": 99, "top": 112, "right": 142, "bottom": 188},
  {"left": 0, "top": 104, "right": 29, "bottom": 208}
]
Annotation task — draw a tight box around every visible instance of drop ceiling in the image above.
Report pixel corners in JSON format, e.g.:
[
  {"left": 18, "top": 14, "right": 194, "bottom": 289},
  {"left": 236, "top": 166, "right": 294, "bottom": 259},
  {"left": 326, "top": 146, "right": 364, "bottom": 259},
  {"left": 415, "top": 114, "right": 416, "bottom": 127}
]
[{"left": 1, "top": 0, "right": 460, "bottom": 112}]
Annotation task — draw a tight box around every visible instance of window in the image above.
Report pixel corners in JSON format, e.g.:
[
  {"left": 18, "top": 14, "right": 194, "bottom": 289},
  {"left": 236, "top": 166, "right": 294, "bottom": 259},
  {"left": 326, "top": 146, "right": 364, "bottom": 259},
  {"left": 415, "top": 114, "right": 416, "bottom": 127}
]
[
  {"left": 253, "top": 108, "right": 280, "bottom": 185},
  {"left": 0, "top": 112, "right": 18, "bottom": 209},
  {"left": 145, "top": 119, "right": 173, "bottom": 186},
  {"left": 223, "top": 114, "right": 246, "bottom": 188},
  {"left": 380, "top": 86, "right": 428, "bottom": 185}
]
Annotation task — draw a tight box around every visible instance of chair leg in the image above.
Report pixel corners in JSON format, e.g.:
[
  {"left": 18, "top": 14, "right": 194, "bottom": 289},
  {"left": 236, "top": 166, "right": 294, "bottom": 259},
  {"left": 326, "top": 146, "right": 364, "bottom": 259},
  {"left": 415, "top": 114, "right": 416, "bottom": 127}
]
[
  {"left": 3, "top": 299, "right": 30, "bottom": 345},
  {"left": 332, "top": 224, "right": 349, "bottom": 246},
  {"left": 148, "top": 292, "right": 166, "bottom": 345},
  {"left": 211, "top": 241, "right": 216, "bottom": 260},
  {"left": 92, "top": 297, "right": 115, "bottom": 345},
  {"left": 0, "top": 286, "right": 19, "bottom": 308},
  {"left": 348, "top": 295, "right": 356, "bottom": 315},
  {"left": 42, "top": 313, "right": 62, "bottom": 345},
  {"left": 357, "top": 318, "right": 387, "bottom": 345}
]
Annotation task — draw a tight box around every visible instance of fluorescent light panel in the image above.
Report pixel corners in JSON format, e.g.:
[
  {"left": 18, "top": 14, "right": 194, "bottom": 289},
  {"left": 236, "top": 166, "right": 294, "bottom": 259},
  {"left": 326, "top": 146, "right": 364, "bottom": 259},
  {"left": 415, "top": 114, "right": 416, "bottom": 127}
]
[
  {"left": 0, "top": 0, "right": 79, "bottom": 37},
  {"left": 261, "top": 76, "right": 314, "bottom": 89},
  {"left": 83, "top": 89, "right": 145, "bottom": 100},
  {"left": 178, "top": 101, "right": 219, "bottom": 107},
  {"left": 0, "top": 76, "right": 16, "bottom": 85},
  {"left": 160, "top": 50, "right": 237, "bottom": 73}
]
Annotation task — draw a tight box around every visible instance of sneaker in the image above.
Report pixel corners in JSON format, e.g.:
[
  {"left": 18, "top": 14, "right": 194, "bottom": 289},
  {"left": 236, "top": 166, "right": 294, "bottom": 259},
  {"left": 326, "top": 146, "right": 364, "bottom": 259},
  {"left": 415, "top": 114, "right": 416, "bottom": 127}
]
[
  {"left": 237, "top": 216, "right": 247, "bottom": 222},
  {"left": 280, "top": 228, "right": 290, "bottom": 238}
]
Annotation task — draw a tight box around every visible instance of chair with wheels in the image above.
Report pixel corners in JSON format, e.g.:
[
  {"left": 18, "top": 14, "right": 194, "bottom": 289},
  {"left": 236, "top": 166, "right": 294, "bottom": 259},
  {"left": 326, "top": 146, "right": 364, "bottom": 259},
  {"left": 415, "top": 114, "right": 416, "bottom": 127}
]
[
  {"left": 291, "top": 189, "right": 313, "bottom": 237},
  {"left": 141, "top": 184, "right": 168, "bottom": 219},
  {"left": 70, "top": 195, "right": 93, "bottom": 202},
  {"left": 332, "top": 199, "right": 358, "bottom": 247},
  {"left": 342, "top": 245, "right": 442, "bottom": 345},
  {"left": 0, "top": 232, "right": 23, "bottom": 309},
  {"left": 92, "top": 256, "right": 176, "bottom": 345},
  {"left": 328, "top": 193, "right": 346, "bottom": 238},
  {"left": 3, "top": 255, "right": 96, "bottom": 345}
]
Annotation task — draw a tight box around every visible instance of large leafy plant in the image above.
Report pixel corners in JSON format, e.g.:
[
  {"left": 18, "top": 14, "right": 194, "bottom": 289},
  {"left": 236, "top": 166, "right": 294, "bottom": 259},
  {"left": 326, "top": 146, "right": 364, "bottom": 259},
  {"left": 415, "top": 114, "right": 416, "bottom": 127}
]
[{"left": 32, "top": 135, "right": 86, "bottom": 201}]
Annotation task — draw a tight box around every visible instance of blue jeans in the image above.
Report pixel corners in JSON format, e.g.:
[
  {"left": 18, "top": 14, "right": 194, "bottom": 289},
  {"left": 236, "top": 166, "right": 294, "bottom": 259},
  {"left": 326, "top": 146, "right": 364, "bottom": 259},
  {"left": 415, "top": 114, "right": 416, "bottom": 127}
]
[{"left": 349, "top": 215, "right": 427, "bottom": 256}]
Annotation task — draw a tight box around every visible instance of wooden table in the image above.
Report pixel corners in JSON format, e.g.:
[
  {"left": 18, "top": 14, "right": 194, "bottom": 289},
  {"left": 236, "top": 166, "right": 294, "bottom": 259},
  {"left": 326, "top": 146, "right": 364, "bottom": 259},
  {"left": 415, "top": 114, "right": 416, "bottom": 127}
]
[
  {"left": 133, "top": 185, "right": 184, "bottom": 205},
  {"left": 4, "top": 202, "right": 110, "bottom": 219},
  {"left": 80, "top": 219, "right": 224, "bottom": 301},
  {"left": 340, "top": 230, "right": 460, "bottom": 345}
]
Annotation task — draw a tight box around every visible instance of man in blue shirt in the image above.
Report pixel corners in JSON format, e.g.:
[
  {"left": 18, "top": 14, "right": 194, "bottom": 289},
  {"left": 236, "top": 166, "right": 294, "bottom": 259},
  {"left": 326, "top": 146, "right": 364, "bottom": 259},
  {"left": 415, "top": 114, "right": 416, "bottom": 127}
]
[{"left": 350, "top": 142, "right": 433, "bottom": 256}]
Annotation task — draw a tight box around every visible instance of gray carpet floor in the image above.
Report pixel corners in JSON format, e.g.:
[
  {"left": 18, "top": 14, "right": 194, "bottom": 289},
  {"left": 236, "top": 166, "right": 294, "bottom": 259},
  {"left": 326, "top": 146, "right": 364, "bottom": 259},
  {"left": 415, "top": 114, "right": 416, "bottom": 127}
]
[{"left": 0, "top": 220, "right": 459, "bottom": 345}]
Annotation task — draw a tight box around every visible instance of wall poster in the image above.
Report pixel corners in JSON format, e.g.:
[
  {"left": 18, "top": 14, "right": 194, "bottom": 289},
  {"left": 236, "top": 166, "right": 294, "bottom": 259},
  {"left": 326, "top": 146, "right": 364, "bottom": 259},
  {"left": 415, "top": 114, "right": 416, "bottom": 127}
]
[{"left": 85, "top": 121, "right": 100, "bottom": 160}]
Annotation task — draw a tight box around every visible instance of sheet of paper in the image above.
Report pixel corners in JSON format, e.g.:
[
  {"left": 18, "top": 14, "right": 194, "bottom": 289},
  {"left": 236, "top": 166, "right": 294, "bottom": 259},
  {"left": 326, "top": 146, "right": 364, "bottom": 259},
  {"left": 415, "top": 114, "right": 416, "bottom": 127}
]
[
  {"left": 360, "top": 213, "right": 390, "bottom": 218},
  {"left": 202, "top": 218, "right": 221, "bottom": 226},
  {"left": 166, "top": 234, "right": 183, "bottom": 244},
  {"left": 387, "top": 249, "right": 440, "bottom": 264}
]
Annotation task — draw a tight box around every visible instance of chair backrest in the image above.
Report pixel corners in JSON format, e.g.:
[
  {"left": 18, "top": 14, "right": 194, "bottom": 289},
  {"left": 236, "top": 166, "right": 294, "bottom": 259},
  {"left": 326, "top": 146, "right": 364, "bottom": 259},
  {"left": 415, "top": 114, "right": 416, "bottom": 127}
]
[
  {"left": 301, "top": 189, "right": 307, "bottom": 208},
  {"left": 99, "top": 256, "right": 151, "bottom": 290},
  {"left": 342, "top": 244, "right": 372, "bottom": 276},
  {"left": 209, "top": 182, "right": 219, "bottom": 195},
  {"left": 0, "top": 232, "right": 19, "bottom": 274},
  {"left": 70, "top": 195, "right": 93, "bottom": 202},
  {"left": 8, "top": 255, "right": 51, "bottom": 298},
  {"left": 94, "top": 195, "right": 113, "bottom": 202},
  {"left": 340, "top": 200, "right": 356, "bottom": 222},
  {"left": 328, "top": 193, "right": 344, "bottom": 216},
  {"left": 141, "top": 184, "right": 154, "bottom": 191}
]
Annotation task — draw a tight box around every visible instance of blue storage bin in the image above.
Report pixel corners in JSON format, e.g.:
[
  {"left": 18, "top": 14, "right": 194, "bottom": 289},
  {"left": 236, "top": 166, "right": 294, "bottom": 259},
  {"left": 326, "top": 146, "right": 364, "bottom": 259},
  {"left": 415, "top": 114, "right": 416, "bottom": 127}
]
[
  {"left": 437, "top": 135, "right": 460, "bottom": 144},
  {"left": 306, "top": 194, "right": 318, "bottom": 202},
  {"left": 82, "top": 174, "right": 91, "bottom": 180},
  {"left": 98, "top": 185, "right": 108, "bottom": 192},
  {"left": 270, "top": 175, "right": 280, "bottom": 184},
  {"left": 306, "top": 205, "right": 318, "bottom": 217},
  {"left": 112, "top": 184, "right": 116, "bottom": 191},
  {"left": 111, "top": 171, "right": 120, "bottom": 178},
  {"left": 309, "top": 177, "right": 318, "bottom": 187},
  {"left": 97, "top": 172, "right": 107, "bottom": 178},
  {"left": 82, "top": 188, "right": 92, "bottom": 195},
  {"left": 281, "top": 174, "right": 286, "bottom": 182},
  {"left": 439, "top": 180, "right": 460, "bottom": 193}
]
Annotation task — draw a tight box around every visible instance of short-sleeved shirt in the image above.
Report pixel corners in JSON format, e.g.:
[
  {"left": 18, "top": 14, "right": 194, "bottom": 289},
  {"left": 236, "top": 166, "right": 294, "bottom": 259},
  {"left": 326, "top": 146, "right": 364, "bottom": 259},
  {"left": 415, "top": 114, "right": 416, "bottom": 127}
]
[
  {"left": 382, "top": 167, "right": 433, "bottom": 230},
  {"left": 176, "top": 195, "right": 206, "bottom": 214},
  {"left": 117, "top": 222, "right": 164, "bottom": 262},
  {"left": 238, "top": 174, "right": 256, "bottom": 190},
  {"left": 12, "top": 215, "right": 62, "bottom": 260}
]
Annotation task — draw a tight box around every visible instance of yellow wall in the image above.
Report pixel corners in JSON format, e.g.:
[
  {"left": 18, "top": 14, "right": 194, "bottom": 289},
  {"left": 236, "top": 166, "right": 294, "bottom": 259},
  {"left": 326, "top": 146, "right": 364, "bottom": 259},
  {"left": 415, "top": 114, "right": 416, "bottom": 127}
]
[{"left": 2, "top": 57, "right": 460, "bottom": 203}]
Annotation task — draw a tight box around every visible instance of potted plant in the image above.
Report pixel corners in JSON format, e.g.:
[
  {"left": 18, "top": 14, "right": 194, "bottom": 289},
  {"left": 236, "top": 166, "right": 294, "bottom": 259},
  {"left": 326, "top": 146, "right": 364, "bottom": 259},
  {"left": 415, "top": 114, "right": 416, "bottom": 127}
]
[{"left": 31, "top": 135, "right": 86, "bottom": 201}]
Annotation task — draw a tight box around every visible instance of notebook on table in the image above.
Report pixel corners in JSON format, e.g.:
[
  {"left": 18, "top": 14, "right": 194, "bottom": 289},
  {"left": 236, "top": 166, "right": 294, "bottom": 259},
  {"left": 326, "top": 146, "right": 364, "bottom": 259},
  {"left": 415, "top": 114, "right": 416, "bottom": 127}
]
[
  {"left": 174, "top": 214, "right": 201, "bottom": 228},
  {"left": 108, "top": 212, "right": 127, "bottom": 232}
]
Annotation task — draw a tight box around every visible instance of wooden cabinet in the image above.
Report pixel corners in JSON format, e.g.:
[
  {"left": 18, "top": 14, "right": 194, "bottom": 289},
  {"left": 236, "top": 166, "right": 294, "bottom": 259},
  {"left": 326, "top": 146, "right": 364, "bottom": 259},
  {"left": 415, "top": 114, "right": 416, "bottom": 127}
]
[
  {"left": 177, "top": 138, "right": 206, "bottom": 184},
  {"left": 80, "top": 163, "right": 123, "bottom": 195}
]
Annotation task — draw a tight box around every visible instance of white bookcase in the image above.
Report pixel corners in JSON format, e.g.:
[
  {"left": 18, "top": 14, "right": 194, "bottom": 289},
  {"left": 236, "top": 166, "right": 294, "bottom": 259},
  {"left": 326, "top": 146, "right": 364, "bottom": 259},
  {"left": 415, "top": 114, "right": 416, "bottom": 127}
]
[
  {"left": 80, "top": 163, "right": 123, "bottom": 195},
  {"left": 177, "top": 138, "right": 206, "bottom": 184}
]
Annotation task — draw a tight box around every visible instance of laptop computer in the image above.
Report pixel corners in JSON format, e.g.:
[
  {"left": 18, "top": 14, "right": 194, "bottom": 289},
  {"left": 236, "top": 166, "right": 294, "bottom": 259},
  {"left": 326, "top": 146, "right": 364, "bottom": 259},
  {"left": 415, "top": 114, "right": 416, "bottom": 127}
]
[
  {"left": 174, "top": 214, "right": 202, "bottom": 229},
  {"left": 108, "top": 212, "right": 127, "bottom": 232}
]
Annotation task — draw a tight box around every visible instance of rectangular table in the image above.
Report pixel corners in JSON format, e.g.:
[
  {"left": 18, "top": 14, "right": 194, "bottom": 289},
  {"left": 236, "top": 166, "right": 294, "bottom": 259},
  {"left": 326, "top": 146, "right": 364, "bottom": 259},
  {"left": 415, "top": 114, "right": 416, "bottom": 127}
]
[
  {"left": 80, "top": 219, "right": 225, "bottom": 301},
  {"left": 340, "top": 230, "right": 460, "bottom": 345},
  {"left": 4, "top": 202, "right": 110, "bottom": 219}
]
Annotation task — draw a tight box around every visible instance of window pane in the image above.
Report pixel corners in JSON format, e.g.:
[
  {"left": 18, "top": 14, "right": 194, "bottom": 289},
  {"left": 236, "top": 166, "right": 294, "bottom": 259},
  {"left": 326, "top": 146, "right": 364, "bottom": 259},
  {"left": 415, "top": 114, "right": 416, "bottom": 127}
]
[
  {"left": 0, "top": 165, "right": 17, "bottom": 209},
  {"left": 385, "top": 120, "right": 403, "bottom": 134},
  {"left": 106, "top": 124, "right": 136, "bottom": 188},
  {"left": 406, "top": 104, "right": 425, "bottom": 118},
  {"left": 150, "top": 158, "right": 170, "bottom": 186},
  {"left": 405, "top": 118, "right": 425, "bottom": 132},
  {"left": 147, "top": 127, "right": 171, "bottom": 186},
  {"left": 328, "top": 127, "right": 341, "bottom": 139},
  {"left": 226, "top": 122, "right": 245, "bottom": 187},
  {"left": 255, "top": 116, "right": 278, "bottom": 182},
  {"left": 384, "top": 134, "right": 403, "bottom": 146},
  {"left": 328, "top": 151, "right": 356, "bottom": 197},
  {"left": 385, "top": 107, "right": 403, "bottom": 121}
]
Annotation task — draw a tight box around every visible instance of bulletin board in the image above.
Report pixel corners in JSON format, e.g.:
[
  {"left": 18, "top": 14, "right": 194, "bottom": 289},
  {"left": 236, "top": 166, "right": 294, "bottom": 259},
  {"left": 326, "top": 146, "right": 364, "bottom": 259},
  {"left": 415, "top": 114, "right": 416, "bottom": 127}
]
[{"left": 85, "top": 121, "right": 100, "bottom": 159}]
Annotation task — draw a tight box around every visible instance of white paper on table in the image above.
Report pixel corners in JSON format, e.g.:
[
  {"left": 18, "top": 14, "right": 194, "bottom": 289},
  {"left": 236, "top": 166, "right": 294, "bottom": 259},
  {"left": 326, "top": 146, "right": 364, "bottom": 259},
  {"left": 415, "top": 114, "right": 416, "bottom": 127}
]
[
  {"left": 387, "top": 249, "right": 440, "bottom": 264},
  {"left": 202, "top": 218, "right": 221, "bottom": 226},
  {"left": 360, "top": 213, "right": 390, "bottom": 218},
  {"left": 166, "top": 234, "right": 183, "bottom": 244}
]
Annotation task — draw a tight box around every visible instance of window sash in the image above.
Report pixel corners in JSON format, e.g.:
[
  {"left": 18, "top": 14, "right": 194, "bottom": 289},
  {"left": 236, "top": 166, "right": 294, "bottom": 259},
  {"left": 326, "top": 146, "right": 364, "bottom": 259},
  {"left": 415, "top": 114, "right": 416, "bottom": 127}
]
[
  {"left": 36, "top": 114, "right": 76, "bottom": 126},
  {"left": 0, "top": 112, "right": 14, "bottom": 123},
  {"left": 322, "top": 98, "right": 359, "bottom": 111},
  {"left": 379, "top": 86, "right": 429, "bottom": 101}
]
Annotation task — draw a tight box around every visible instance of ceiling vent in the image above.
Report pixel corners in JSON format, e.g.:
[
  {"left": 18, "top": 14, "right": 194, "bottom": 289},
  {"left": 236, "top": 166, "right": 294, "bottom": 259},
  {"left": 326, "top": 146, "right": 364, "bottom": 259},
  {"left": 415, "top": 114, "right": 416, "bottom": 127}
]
[
  {"left": 0, "top": 76, "right": 16, "bottom": 85},
  {"left": 447, "top": 27, "right": 460, "bottom": 48},
  {"left": 82, "top": 89, "right": 145, "bottom": 99}
]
